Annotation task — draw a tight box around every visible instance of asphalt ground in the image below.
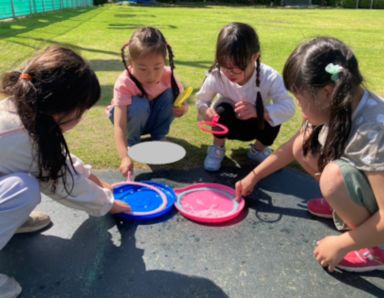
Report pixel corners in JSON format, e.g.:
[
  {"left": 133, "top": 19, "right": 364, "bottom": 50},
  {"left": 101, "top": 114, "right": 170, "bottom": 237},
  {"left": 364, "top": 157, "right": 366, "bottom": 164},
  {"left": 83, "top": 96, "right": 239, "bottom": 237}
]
[{"left": 2, "top": 165, "right": 383, "bottom": 297}]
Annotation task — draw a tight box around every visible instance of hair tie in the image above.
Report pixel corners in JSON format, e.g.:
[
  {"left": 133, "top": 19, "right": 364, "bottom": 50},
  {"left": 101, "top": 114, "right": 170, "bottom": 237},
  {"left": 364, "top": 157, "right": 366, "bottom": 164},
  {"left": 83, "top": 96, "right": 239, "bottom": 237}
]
[
  {"left": 19, "top": 72, "right": 32, "bottom": 81},
  {"left": 325, "top": 63, "right": 343, "bottom": 82}
]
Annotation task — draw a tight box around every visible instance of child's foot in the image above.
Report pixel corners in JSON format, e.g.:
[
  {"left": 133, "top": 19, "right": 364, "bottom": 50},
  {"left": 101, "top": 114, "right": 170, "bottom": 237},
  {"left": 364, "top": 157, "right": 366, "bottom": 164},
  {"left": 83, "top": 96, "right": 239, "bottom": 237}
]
[
  {"left": 307, "top": 197, "right": 333, "bottom": 219},
  {"left": 204, "top": 145, "right": 225, "bottom": 172},
  {"left": 337, "top": 247, "right": 384, "bottom": 272},
  {"left": 0, "top": 273, "right": 22, "bottom": 298},
  {"left": 15, "top": 211, "right": 51, "bottom": 234},
  {"left": 247, "top": 145, "right": 272, "bottom": 163}
]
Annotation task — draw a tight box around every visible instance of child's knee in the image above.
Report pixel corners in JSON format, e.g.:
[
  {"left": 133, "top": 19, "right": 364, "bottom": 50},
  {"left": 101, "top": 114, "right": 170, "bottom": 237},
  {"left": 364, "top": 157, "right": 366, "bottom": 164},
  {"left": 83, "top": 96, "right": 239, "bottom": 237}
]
[
  {"left": 158, "top": 89, "right": 174, "bottom": 105},
  {"left": 319, "top": 162, "right": 344, "bottom": 201},
  {"left": 13, "top": 173, "right": 41, "bottom": 207},
  {"left": 215, "top": 102, "right": 234, "bottom": 117},
  {"left": 128, "top": 98, "right": 150, "bottom": 121},
  {"left": 0, "top": 173, "right": 41, "bottom": 209}
]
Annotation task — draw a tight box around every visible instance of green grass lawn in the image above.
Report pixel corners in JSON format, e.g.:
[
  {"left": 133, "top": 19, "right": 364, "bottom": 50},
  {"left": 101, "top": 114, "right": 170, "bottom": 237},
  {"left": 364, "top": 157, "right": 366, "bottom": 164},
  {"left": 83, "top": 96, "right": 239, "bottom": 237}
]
[{"left": 1, "top": 4, "right": 383, "bottom": 171}]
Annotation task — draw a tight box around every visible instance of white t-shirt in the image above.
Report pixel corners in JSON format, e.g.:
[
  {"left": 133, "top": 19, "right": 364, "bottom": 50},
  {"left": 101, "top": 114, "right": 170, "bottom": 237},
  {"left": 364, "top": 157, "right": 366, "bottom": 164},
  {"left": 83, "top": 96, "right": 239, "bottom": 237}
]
[{"left": 195, "top": 63, "right": 295, "bottom": 127}]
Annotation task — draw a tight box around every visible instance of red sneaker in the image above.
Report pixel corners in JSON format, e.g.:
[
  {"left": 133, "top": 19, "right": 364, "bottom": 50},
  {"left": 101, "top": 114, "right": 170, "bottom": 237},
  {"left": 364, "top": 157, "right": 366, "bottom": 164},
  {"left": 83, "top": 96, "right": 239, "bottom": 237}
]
[
  {"left": 338, "top": 247, "right": 384, "bottom": 272},
  {"left": 307, "top": 197, "right": 333, "bottom": 219}
]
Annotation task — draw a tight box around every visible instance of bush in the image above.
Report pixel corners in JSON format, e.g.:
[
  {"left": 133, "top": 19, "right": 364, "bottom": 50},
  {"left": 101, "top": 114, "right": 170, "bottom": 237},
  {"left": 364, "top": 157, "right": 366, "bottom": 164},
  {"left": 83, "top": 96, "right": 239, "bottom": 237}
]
[
  {"left": 155, "top": 0, "right": 383, "bottom": 7},
  {"left": 341, "top": 0, "right": 384, "bottom": 8},
  {"left": 94, "top": 0, "right": 108, "bottom": 5},
  {"left": 359, "top": 0, "right": 373, "bottom": 7},
  {"left": 376, "top": 0, "right": 384, "bottom": 7},
  {"left": 342, "top": 0, "right": 356, "bottom": 7}
]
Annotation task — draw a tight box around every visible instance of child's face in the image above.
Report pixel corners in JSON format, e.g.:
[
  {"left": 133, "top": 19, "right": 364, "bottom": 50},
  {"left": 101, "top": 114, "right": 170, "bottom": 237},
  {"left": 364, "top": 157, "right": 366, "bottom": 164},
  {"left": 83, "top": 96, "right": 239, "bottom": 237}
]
[
  {"left": 221, "top": 65, "right": 246, "bottom": 84},
  {"left": 220, "top": 54, "right": 258, "bottom": 85},
  {"left": 130, "top": 54, "right": 165, "bottom": 85},
  {"left": 54, "top": 110, "right": 84, "bottom": 132},
  {"left": 294, "top": 87, "right": 332, "bottom": 125}
]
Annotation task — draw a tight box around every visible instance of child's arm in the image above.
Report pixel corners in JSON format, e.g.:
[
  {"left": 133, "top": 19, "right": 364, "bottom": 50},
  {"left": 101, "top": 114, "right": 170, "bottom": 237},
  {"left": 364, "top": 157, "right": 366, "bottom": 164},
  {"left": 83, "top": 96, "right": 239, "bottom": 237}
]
[
  {"left": 236, "top": 132, "right": 298, "bottom": 198},
  {"left": 264, "top": 73, "right": 296, "bottom": 126},
  {"left": 40, "top": 155, "right": 132, "bottom": 216},
  {"left": 110, "top": 200, "right": 132, "bottom": 214},
  {"left": 196, "top": 74, "right": 218, "bottom": 121},
  {"left": 234, "top": 101, "right": 273, "bottom": 122},
  {"left": 88, "top": 173, "right": 112, "bottom": 190},
  {"left": 113, "top": 105, "right": 133, "bottom": 177},
  {"left": 197, "top": 105, "right": 218, "bottom": 122},
  {"left": 88, "top": 173, "right": 132, "bottom": 214}
]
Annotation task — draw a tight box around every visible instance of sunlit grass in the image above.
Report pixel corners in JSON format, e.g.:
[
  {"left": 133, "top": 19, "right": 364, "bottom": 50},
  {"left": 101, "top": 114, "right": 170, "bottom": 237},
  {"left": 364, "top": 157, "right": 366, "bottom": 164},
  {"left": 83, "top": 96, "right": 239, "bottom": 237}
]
[{"left": 1, "top": 4, "right": 383, "bottom": 171}]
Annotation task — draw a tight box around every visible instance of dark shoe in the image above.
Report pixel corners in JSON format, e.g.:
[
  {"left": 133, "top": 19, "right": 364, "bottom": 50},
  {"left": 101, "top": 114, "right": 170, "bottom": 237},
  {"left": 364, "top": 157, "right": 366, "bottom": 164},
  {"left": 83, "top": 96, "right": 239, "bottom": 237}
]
[{"left": 15, "top": 211, "right": 51, "bottom": 234}]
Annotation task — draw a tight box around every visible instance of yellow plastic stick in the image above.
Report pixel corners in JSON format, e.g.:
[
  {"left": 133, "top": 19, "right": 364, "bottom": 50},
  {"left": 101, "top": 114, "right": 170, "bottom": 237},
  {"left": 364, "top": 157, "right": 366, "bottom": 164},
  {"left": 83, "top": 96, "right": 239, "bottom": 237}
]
[{"left": 174, "top": 86, "right": 193, "bottom": 108}]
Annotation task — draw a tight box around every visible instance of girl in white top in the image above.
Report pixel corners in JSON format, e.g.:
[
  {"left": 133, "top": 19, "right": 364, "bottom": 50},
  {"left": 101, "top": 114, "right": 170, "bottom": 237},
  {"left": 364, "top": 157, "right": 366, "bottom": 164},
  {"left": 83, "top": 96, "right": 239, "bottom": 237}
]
[
  {"left": 236, "top": 37, "right": 384, "bottom": 272},
  {"left": 0, "top": 46, "right": 131, "bottom": 297},
  {"left": 196, "top": 22, "right": 295, "bottom": 171}
]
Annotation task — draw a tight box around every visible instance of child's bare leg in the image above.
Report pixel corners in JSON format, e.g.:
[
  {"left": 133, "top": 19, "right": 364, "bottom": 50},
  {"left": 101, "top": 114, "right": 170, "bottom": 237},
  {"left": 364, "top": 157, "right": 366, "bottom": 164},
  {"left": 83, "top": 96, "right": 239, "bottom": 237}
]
[{"left": 320, "top": 162, "right": 370, "bottom": 229}]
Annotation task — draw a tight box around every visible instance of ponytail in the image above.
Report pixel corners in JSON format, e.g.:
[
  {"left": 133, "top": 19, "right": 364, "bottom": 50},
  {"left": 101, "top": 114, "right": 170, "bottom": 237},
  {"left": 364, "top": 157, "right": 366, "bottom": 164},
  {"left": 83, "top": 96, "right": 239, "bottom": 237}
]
[
  {"left": 1, "top": 45, "right": 100, "bottom": 192},
  {"left": 255, "top": 58, "right": 264, "bottom": 130},
  {"left": 166, "top": 44, "right": 180, "bottom": 101},
  {"left": 318, "top": 69, "right": 354, "bottom": 170},
  {"left": 121, "top": 43, "right": 147, "bottom": 98},
  {"left": 34, "top": 113, "right": 74, "bottom": 193}
]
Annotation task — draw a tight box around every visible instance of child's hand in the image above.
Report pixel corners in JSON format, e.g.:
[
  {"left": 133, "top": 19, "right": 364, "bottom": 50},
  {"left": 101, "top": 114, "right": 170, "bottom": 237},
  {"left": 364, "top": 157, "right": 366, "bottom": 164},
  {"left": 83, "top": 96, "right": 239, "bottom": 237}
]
[
  {"left": 119, "top": 156, "right": 133, "bottom": 178},
  {"left": 173, "top": 103, "right": 188, "bottom": 118},
  {"left": 234, "top": 101, "right": 257, "bottom": 120},
  {"left": 235, "top": 173, "right": 257, "bottom": 198},
  {"left": 313, "top": 235, "right": 348, "bottom": 272},
  {"left": 205, "top": 107, "right": 218, "bottom": 121},
  {"left": 110, "top": 200, "right": 132, "bottom": 214}
]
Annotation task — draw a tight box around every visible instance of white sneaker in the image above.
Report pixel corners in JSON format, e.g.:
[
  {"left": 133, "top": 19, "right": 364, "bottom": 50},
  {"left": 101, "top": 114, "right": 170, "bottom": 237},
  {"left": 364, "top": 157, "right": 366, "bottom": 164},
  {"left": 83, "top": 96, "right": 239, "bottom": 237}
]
[
  {"left": 204, "top": 145, "right": 225, "bottom": 172},
  {"left": 247, "top": 145, "right": 272, "bottom": 163},
  {"left": 0, "top": 274, "right": 22, "bottom": 298}
]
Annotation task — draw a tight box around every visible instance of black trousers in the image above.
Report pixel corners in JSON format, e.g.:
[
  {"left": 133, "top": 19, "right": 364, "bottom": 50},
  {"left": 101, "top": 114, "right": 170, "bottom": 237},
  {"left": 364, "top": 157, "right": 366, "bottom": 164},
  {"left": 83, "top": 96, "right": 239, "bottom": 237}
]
[{"left": 215, "top": 102, "right": 280, "bottom": 146}]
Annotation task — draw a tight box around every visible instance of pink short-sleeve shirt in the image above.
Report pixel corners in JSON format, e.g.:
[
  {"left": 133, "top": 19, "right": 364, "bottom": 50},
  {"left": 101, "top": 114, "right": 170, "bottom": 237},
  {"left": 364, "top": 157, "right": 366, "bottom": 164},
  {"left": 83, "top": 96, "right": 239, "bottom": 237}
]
[{"left": 111, "top": 66, "right": 183, "bottom": 107}]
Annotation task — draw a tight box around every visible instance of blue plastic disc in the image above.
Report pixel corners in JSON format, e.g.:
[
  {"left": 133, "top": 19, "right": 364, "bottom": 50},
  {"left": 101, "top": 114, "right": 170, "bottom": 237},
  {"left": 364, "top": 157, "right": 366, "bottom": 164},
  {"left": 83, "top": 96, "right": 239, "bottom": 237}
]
[{"left": 113, "top": 181, "right": 176, "bottom": 220}]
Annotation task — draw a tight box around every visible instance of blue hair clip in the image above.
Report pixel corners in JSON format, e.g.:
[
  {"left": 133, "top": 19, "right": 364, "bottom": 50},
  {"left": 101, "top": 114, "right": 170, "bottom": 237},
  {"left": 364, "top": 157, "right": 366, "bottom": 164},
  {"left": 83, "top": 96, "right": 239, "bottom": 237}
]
[{"left": 325, "top": 63, "right": 343, "bottom": 82}]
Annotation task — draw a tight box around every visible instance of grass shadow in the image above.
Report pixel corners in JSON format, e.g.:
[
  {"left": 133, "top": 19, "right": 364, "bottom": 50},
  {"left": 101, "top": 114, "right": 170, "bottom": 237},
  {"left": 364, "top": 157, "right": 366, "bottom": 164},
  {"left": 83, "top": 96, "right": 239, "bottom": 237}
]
[
  {"left": 12, "top": 36, "right": 119, "bottom": 56},
  {"left": 0, "top": 8, "right": 102, "bottom": 39},
  {"left": 119, "top": 2, "right": 213, "bottom": 9}
]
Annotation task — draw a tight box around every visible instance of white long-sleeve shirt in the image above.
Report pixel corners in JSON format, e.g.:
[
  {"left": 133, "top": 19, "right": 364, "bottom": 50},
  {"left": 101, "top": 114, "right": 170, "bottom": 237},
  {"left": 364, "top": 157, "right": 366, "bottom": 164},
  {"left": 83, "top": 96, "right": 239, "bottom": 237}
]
[
  {"left": 0, "top": 98, "right": 114, "bottom": 216},
  {"left": 196, "top": 63, "right": 295, "bottom": 127}
]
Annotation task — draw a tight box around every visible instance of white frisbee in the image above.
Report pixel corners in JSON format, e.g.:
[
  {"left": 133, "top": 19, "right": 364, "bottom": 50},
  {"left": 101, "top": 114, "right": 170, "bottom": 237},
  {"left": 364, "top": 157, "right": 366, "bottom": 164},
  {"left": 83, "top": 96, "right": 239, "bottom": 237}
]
[{"left": 128, "top": 141, "right": 186, "bottom": 165}]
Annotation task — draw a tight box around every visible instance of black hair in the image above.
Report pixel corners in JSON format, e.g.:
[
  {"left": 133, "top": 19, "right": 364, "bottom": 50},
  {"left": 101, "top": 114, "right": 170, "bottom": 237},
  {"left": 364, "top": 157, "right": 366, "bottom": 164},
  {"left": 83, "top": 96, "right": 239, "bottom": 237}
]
[
  {"left": 211, "top": 22, "right": 264, "bottom": 129},
  {"left": 1, "top": 45, "right": 101, "bottom": 191},
  {"left": 120, "top": 27, "right": 180, "bottom": 101},
  {"left": 283, "top": 36, "right": 363, "bottom": 170}
]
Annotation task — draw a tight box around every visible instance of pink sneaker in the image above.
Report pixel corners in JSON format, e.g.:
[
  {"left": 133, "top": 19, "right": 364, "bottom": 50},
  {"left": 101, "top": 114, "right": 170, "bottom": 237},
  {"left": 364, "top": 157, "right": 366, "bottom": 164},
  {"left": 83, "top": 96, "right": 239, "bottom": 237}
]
[
  {"left": 338, "top": 247, "right": 384, "bottom": 272},
  {"left": 307, "top": 197, "right": 333, "bottom": 219}
]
